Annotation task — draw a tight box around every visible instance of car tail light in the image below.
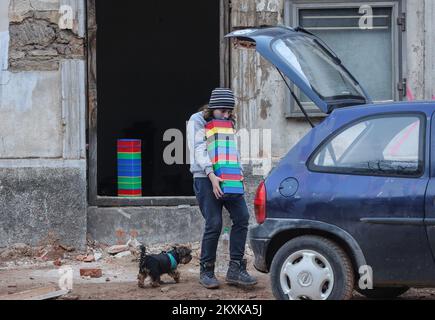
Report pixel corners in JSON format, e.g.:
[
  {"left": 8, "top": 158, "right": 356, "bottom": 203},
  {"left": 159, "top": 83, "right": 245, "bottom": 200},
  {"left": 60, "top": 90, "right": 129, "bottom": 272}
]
[{"left": 254, "top": 180, "right": 267, "bottom": 224}]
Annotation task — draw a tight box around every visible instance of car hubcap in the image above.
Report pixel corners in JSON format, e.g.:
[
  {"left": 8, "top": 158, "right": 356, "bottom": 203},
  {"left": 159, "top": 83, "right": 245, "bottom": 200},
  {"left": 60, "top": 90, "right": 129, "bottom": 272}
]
[{"left": 280, "top": 250, "right": 334, "bottom": 300}]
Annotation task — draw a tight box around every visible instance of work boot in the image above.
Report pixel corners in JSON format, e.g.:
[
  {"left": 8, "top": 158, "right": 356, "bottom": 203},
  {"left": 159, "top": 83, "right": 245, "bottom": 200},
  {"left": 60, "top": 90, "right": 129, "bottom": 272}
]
[
  {"left": 226, "top": 259, "right": 258, "bottom": 287},
  {"left": 199, "top": 262, "right": 220, "bottom": 289}
]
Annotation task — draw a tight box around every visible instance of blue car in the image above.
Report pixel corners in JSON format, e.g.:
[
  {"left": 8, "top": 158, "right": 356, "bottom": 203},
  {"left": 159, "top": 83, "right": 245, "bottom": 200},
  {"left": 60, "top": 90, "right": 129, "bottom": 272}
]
[{"left": 226, "top": 27, "right": 435, "bottom": 300}]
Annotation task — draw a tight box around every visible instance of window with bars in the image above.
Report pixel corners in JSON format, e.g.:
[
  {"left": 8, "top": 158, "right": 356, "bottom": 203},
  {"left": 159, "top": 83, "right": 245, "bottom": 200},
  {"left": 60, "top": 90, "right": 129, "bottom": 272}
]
[{"left": 285, "top": 1, "right": 404, "bottom": 117}]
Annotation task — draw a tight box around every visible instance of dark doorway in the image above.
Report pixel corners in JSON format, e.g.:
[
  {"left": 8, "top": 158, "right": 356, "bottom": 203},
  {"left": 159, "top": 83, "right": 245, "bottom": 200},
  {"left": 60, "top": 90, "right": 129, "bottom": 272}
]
[{"left": 95, "top": 1, "right": 221, "bottom": 197}]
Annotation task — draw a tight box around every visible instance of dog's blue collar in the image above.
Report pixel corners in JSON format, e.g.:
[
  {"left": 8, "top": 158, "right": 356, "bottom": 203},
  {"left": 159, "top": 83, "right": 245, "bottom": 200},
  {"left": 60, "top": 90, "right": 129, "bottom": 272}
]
[{"left": 167, "top": 252, "right": 178, "bottom": 270}]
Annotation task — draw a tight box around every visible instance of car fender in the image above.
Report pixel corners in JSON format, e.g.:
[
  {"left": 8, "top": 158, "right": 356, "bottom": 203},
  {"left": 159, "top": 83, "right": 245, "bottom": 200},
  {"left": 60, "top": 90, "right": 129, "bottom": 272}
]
[{"left": 250, "top": 218, "right": 367, "bottom": 270}]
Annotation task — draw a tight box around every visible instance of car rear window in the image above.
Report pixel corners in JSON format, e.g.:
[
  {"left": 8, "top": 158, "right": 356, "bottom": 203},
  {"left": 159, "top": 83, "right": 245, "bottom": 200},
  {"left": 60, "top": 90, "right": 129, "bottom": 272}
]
[{"left": 308, "top": 114, "right": 425, "bottom": 177}]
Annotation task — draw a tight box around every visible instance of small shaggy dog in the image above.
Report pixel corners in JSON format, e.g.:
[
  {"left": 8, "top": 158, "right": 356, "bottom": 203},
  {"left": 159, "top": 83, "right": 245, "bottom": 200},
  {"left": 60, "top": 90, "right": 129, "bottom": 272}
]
[{"left": 137, "top": 245, "right": 192, "bottom": 288}]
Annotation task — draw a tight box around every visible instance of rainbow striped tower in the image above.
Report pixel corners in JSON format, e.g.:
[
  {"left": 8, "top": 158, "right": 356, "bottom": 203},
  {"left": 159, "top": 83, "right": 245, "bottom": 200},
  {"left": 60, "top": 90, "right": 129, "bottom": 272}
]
[
  {"left": 117, "top": 139, "right": 142, "bottom": 197},
  {"left": 205, "top": 119, "right": 244, "bottom": 197}
]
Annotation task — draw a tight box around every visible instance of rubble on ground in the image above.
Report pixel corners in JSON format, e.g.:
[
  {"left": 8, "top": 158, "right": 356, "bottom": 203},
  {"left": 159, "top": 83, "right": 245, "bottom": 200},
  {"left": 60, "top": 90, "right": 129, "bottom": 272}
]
[
  {"left": 114, "top": 251, "right": 131, "bottom": 259},
  {"left": 0, "top": 243, "right": 35, "bottom": 260},
  {"left": 0, "top": 238, "right": 254, "bottom": 271},
  {"left": 0, "top": 242, "right": 77, "bottom": 268},
  {"left": 80, "top": 268, "right": 103, "bottom": 278},
  {"left": 107, "top": 245, "right": 129, "bottom": 255}
]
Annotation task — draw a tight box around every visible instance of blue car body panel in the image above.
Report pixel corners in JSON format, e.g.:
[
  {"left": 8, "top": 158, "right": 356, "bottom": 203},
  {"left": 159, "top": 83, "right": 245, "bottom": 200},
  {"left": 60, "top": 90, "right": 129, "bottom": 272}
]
[
  {"left": 227, "top": 26, "right": 435, "bottom": 287},
  {"left": 258, "top": 102, "right": 435, "bottom": 285}
]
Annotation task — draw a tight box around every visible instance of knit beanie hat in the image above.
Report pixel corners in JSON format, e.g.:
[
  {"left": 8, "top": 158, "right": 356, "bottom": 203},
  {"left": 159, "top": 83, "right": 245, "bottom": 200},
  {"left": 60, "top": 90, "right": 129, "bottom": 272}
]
[{"left": 208, "top": 88, "right": 235, "bottom": 109}]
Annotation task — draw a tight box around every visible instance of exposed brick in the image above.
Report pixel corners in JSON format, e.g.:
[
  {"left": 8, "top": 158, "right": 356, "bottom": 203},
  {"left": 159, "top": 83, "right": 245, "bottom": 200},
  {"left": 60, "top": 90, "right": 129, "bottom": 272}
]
[
  {"left": 8, "top": 16, "right": 84, "bottom": 71},
  {"left": 80, "top": 268, "right": 103, "bottom": 278},
  {"left": 53, "top": 258, "right": 62, "bottom": 267}
]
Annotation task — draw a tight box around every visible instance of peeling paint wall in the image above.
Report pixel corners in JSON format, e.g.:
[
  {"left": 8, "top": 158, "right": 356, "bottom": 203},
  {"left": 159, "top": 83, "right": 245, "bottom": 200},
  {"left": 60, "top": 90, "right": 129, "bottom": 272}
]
[
  {"left": 406, "top": 0, "right": 425, "bottom": 100},
  {"left": 406, "top": 0, "right": 435, "bottom": 100},
  {"left": 0, "top": 70, "right": 63, "bottom": 157},
  {"left": 0, "top": 0, "right": 85, "bottom": 158},
  {"left": 232, "top": 0, "right": 282, "bottom": 27},
  {"left": 0, "top": 0, "right": 87, "bottom": 248},
  {"left": 425, "top": 0, "right": 435, "bottom": 100},
  {"left": 0, "top": 1, "right": 9, "bottom": 71}
]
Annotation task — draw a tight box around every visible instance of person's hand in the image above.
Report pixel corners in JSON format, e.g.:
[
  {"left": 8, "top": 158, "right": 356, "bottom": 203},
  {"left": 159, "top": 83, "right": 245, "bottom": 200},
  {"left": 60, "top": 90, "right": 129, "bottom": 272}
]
[{"left": 208, "top": 173, "right": 224, "bottom": 199}]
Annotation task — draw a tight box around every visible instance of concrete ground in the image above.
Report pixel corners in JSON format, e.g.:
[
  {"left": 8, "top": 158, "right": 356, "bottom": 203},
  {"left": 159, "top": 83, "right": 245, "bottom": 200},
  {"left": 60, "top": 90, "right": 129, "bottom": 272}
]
[{"left": 1, "top": 242, "right": 435, "bottom": 300}]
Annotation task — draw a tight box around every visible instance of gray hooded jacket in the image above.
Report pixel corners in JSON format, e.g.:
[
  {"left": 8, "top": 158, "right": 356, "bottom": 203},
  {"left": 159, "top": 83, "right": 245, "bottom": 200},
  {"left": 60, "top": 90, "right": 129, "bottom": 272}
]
[{"left": 187, "top": 112, "right": 242, "bottom": 178}]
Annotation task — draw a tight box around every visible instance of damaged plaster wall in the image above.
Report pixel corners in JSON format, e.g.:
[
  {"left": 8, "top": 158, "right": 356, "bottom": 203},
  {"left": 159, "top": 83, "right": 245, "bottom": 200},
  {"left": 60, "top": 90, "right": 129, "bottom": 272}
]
[
  {"left": 231, "top": 0, "right": 313, "bottom": 167},
  {"left": 0, "top": 70, "right": 63, "bottom": 158},
  {"left": 0, "top": 0, "right": 87, "bottom": 248},
  {"left": 406, "top": 0, "right": 425, "bottom": 100},
  {"left": 0, "top": 0, "right": 9, "bottom": 71},
  {"left": 408, "top": 0, "right": 435, "bottom": 100},
  {"left": 0, "top": 0, "right": 86, "bottom": 158},
  {"left": 425, "top": 0, "right": 435, "bottom": 100},
  {"left": 8, "top": 0, "right": 84, "bottom": 71},
  {"left": 1, "top": 2, "right": 63, "bottom": 158}
]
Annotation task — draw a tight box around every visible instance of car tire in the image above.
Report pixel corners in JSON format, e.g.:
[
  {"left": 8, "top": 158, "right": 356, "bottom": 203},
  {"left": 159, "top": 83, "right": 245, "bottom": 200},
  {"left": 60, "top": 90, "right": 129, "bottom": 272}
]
[
  {"left": 270, "top": 235, "right": 355, "bottom": 300},
  {"left": 356, "top": 287, "right": 409, "bottom": 299}
]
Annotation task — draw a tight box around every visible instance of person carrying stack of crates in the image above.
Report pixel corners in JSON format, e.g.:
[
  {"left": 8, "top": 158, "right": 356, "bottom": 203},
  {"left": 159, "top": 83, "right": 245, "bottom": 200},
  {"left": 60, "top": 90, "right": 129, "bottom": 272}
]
[{"left": 187, "top": 88, "right": 257, "bottom": 290}]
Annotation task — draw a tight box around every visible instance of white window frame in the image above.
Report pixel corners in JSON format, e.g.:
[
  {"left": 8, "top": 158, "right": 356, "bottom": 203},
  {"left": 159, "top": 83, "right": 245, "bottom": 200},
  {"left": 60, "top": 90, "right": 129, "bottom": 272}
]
[{"left": 284, "top": 0, "right": 405, "bottom": 118}]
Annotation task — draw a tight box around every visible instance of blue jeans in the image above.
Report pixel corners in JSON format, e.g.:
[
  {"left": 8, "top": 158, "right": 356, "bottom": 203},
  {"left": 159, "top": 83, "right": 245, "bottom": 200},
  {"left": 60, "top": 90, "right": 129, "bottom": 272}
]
[{"left": 193, "top": 177, "right": 250, "bottom": 264}]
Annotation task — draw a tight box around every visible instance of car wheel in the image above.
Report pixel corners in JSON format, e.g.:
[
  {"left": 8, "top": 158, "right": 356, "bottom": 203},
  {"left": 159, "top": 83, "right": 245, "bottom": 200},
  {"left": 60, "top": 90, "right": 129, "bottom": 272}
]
[
  {"left": 356, "top": 287, "right": 409, "bottom": 299},
  {"left": 270, "top": 235, "right": 354, "bottom": 300}
]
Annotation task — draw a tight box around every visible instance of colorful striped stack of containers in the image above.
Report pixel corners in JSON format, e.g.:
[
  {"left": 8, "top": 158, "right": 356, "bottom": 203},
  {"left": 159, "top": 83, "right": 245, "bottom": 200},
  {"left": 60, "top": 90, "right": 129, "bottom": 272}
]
[
  {"left": 117, "top": 139, "right": 142, "bottom": 197},
  {"left": 205, "top": 119, "right": 244, "bottom": 197}
]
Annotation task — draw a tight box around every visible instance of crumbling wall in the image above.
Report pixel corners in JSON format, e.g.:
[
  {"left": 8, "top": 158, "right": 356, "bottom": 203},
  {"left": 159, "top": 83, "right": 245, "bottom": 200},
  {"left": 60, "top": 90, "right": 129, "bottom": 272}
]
[
  {"left": 232, "top": 0, "right": 282, "bottom": 27},
  {"left": 407, "top": 0, "right": 435, "bottom": 100},
  {"left": 8, "top": 17, "right": 84, "bottom": 71},
  {"left": 231, "top": 0, "right": 313, "bottom": 170},
  {"left": 406, "top": 0, "right": 425, "bottom": 100},
  {"left": 8, "top": 0, "right": 84, "bottom": 71},
  {"left": 1, "top": 0, "right": 86, "bottom": 159},
  {"left": 229, "top": 0, "right": 300, "bottom": 225},
  {"left": 0, "top": 0, "right": 87, "bottom": 249},
  {"left": 425, "top": 0, "right": 435, "bottom": 100},
  {"left": 1, "top": 1, "right": 10, "bottom": 71}
]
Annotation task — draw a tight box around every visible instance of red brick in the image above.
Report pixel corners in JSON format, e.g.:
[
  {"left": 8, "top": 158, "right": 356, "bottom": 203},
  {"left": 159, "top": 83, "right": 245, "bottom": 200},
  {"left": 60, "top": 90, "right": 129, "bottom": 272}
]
[
  {"left": 53, "top": 258, "right": 62, "bottom": 267},
  {"left": 80, "top": 268, "right": 102, "bottom": 278}
]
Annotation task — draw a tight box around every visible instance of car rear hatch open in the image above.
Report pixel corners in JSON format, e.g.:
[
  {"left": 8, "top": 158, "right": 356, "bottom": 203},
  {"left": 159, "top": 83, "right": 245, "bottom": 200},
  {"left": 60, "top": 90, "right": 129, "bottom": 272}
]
[{"left": 225, "top": 27, "right": 372, "bottom": 114}]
